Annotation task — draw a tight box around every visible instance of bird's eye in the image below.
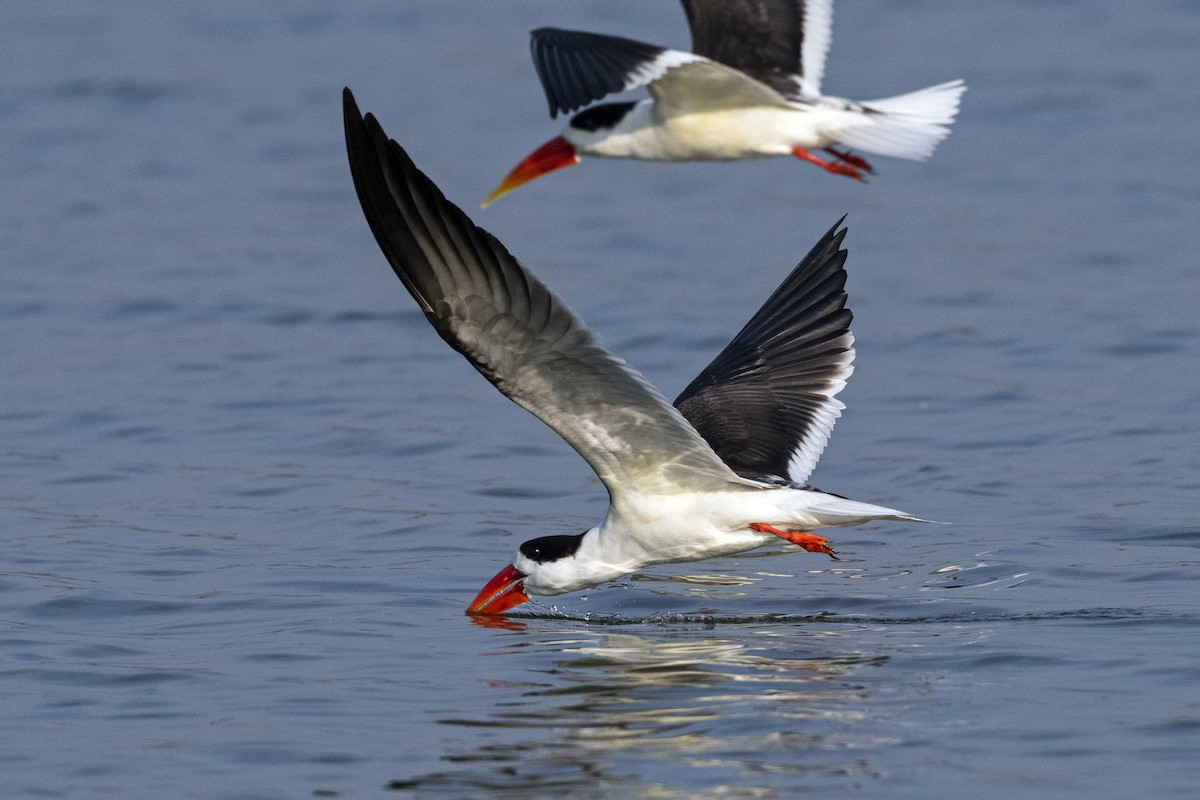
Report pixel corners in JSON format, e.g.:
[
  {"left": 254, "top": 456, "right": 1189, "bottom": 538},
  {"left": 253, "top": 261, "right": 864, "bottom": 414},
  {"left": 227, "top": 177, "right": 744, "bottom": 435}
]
[{"left": 519, "top": 534, "right": 585, "bottom": 563}]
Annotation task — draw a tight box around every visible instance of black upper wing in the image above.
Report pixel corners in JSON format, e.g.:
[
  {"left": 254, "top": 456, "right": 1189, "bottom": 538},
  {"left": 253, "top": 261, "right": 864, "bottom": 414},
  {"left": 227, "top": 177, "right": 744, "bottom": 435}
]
[
  {"left": 674, "top": 220, "right": 854, "bottom": 484},
  {"left": 530, "top": 27, "right": 690, "bottom": 117},
  {"left": 680, "top": 0, "right": 831, "bottom": 96}
]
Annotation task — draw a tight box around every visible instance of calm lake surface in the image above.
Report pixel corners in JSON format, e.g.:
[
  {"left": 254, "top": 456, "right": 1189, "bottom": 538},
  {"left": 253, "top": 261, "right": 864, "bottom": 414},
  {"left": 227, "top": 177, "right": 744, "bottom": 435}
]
[{"left": 3, "top": 1, "right": 1199, "bottom": 797}]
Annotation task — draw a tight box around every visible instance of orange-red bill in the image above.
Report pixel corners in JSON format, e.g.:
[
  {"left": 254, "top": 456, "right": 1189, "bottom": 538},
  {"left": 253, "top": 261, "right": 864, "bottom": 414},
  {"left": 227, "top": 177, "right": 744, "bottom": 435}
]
[
  {"left": 466, "top": 563, "right": 530, "bottom": 616},
  {"left": 481, "top": 136, "right": 579, "bottom": 207}
]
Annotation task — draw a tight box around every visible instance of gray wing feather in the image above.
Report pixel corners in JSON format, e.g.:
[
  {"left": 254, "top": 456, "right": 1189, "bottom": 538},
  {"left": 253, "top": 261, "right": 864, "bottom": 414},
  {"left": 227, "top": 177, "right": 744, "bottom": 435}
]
[
  {"left": 531, "top": 27, "right": 789, "bottom": 117},
  {"left": 343, "top": 88, "right": 743, "bottom": 495}
]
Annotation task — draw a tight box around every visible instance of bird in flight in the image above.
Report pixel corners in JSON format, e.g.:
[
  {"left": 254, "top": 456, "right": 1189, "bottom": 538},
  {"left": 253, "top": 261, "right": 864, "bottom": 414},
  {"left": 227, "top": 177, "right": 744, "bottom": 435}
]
[
  {"left": 483, "top": 0, "right": 965, "bottom": 206},
  {"left": 344, "top": 88, "right": 918, "bottom": 615}
]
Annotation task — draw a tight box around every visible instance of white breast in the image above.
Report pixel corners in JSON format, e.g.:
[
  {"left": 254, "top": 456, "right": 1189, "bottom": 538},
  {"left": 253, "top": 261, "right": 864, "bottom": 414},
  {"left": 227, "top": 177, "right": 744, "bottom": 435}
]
[{"left": 569, "top": 102, "right": 830, "bottom": 162}]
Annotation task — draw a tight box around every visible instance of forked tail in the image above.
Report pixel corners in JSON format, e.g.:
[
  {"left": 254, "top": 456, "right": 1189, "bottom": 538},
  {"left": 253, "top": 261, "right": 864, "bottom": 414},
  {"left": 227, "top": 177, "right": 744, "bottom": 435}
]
[
  {"left": 834, "top": 79, "right": 966, "bottom": 161},
  {"left": 804, "top": 494, "right": 932, "bottom": 527}
]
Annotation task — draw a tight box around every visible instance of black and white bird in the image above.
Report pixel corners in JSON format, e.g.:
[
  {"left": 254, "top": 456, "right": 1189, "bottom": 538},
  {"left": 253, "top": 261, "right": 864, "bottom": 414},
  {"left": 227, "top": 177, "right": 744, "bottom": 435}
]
[
  {"left": 344, "top": 88, "right": 918, "bottom": 616},
  {"left": 482, "top": 0, "right": 965, "bottom": 206}
]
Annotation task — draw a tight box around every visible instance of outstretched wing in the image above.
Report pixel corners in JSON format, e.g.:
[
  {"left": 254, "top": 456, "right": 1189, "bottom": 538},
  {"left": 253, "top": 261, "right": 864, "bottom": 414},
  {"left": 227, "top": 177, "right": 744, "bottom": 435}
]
[
  {"left": 674, "top": 220, "right": 854, "bottom": 484},
  {"left": 530, "top": 27, "right": 789, "bottom": 118},
  {"left": 681, "top": 0, "right": 833, "bottom": 97},
  {"left": 343, "top": 88, "right": 746, "bottom": 496},
  {"left": 530, "top": 27, "right": 703, "bottom": 117}
]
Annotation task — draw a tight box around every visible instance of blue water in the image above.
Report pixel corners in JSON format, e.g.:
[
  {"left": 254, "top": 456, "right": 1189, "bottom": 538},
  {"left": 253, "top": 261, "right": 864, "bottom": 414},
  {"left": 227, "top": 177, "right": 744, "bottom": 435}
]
[{"left": 3, "top": 1, "right": 1199, "bottom": 797}]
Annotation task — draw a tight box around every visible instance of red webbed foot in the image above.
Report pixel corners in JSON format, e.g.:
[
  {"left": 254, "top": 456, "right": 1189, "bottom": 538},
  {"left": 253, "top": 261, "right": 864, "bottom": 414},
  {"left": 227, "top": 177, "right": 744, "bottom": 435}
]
[
  {"left": 792, "top": 147, "right": 866, "bottom": 181},
  {"left": 823, "top": 147, "right": 875, "bottom": 174},
  {"left": 750, "top": 522, "right": 839, "bottom": 559}
]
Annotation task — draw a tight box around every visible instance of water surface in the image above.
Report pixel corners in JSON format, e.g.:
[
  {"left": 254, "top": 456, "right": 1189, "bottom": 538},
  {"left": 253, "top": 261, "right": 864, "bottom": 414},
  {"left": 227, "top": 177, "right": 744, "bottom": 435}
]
[{"left": 2, "top": 1, "right": 1199, "bottom": 797}]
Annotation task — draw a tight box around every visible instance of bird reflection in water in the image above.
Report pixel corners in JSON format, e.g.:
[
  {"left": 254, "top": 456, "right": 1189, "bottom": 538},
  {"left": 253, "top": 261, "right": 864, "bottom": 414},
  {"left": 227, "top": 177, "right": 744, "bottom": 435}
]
[
  {"left": 468, "top": 613, "right": 529, "bottom": 632},
  {"left": 388, "top": 630, "right": 893, "bottom": 795}
]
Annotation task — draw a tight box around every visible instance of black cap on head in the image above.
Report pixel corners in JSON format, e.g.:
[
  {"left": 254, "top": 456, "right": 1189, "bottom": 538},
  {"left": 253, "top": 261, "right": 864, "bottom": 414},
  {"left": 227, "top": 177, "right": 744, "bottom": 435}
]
[
  {"left": 569, "top": 101, "right": 637, "bottom": 132},
  {"left": 519, "top": 533, "right": 586, "bottom": 563}
]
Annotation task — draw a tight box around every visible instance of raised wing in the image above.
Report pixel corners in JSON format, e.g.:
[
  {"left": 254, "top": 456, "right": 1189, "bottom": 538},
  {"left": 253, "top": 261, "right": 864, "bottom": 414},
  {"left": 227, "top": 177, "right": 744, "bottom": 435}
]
[
  {"left": 673, "top": 219, "right": 853, "bottom": 485},
  {"left": 343, "top": 89, "right": 745, "bottom": 495},
  {"left": 681, "top": 0, "right": 833, "bottom": 97},
  {"left": 530, "top": 27, "right": 703, "bottom": 117}
]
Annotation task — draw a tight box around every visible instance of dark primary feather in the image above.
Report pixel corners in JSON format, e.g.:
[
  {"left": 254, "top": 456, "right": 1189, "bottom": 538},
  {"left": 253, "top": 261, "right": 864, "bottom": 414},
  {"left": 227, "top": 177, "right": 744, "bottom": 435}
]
[
  {"left": 342, "top": 89, "right": 740, "bottom": 494},
  {"left": 674, "top": 220, "right": 853, "bottom": 483},
  {"left": 680, "top": 0, "right": 808, "bottom": 90},
  {"left": 531, "top": 28, "right": 669, "bottom": 117}
]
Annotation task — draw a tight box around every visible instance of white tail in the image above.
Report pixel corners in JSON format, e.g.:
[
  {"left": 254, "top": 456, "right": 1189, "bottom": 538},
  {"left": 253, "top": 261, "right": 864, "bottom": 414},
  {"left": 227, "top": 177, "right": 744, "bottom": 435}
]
[
  {"left": 833, "top": 79, "right": 966, "bottom": 161},
  {"left": 803, "top": 495, "right": 928, "bottom": 527}
]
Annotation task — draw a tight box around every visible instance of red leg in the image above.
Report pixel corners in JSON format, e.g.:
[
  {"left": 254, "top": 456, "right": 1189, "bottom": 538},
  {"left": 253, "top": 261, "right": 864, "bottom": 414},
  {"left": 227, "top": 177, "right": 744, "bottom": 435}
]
[
  {"left": 824, "top": 147, "right": 875, "bottom": 174},
  {"left": 750, "top": 522, "right": 839, "bottom": 559},
  {"left": 792, "top": 147, "right": 866, "bottom": 181}
]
